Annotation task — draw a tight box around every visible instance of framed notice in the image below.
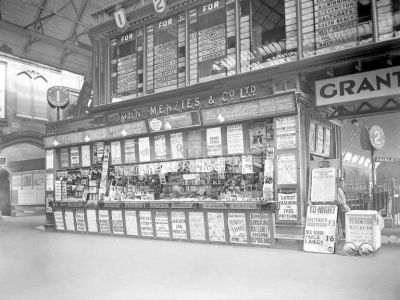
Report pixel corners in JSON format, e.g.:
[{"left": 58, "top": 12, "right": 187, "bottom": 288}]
[
  {"left": 22, "top": 173, "right": 32, "bottom": 190},
  {"left": 154, "top": 135, "right": 167, "bottom": 160},
  {"left": 111, "top": 141, "right": 122, "bottom": 165},
  {"left": 171, "top": 211, "right": 187, "bottom": 239},
  {"left": 60, "top": 148, "right": 69, "bottom": 168},
  {"left": 99, "top": 210, "right": 111, "bottom": 234},
  {"left": 228, "top": 213, "right": 247, "bottom": 244},
  {"left": 138, "top": 137, "right": 151, "bottom": 162},
  {"left": 249, "top": 121, "right": 267, "bottom": 152},
  {"left": 70, "top": 147, "right": 80, "bottom": 168},
  {"left": 227, "top": 124, "right": 244, "bottom": 154},
  {"left": 46, "top": 150, "right": 54, "bottom": 169},
  {"left": 81, "top": 145, "right": 91, "bottom": 167},
  {"left": 323, "top": 128, "right": 331, "bottom": 157},
  {"left": 155, "top": 211, "right": 170, "bottom": 238},
  {"left": 54, "top": 211, "right": 65, "bottom": 230},
  {"left": 250, "top": 213, "right": 272, "bottom": 246},
  {"left": 139, "top": 211, "right": 154, "bottom": 237},
  {"left": 277, "top": 189, "right": 298, "bottom": 221},
  {"left": 309, "top": 122, "right": 316, "bottom": 153},
  {"left": 33, "top": 171, "right": 45, "bottom": 188},
  {"left": 189, "top": 212, "right": 206, "bottom": 241},
  {"left": 316, "top": 125, "right": 324, "bottom": 155},
  {"left": 124, "top": 139, "right": 136, "bottom": 163},
  {"left": 206, "top": 127, "right": 222, "bottom": 156},
  {"left": 86, "top": 209, "right": 98, "bottom": 233},
  {"left": 277, "top": 151, "right": 297, "bottom": 185},
  {"left": 310, "top": 168, "right": 337, "bottom": 203},
  {"left": 64, "top": 210, "right": 75, "bottom": 231},
  {"left": 170, "top": 132, "right": 184, "bottom": 159},
  {"left": 303, "top": 205, "right": 338, "bottom": 254},
  {"left": 207, "top": 212, "right": 225, "bottom": 242},
  {"left": 276, "top": 116, "right": 296, "bottom": 150},
  {"left": 125, "top": 210, "right": 138, "bottom": 236},
  {"left": 187, "top": 130, "right": 203, "bottom": 158},
  {"left": 75, "top": 210, "right": 87, "bottom": 232},
  {"left": 12, "top": 175, "right": 21, "bottom": 190},
  {"left": 112, "top": 210, "right": 124, "bottom": 235}
]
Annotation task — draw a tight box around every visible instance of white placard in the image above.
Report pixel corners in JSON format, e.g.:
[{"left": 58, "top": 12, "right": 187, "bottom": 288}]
[
  {"left": 206, "top": 127, "right": 222, "bottom": 156},
  {"left": 278, "top": 192, "right": 298, "bottom": 221},
  {"left": 139, "top": 211, "right": 154, "bottom": 237},
  {"left": 12, "top": 175, "right": 21, "bottom": 190},
  {"left": 155, "top": 211, "right": 170, "bottom": 238},
  {"left": 207, "top": 212, "right": 225, "bottom": 242},
  {"left": 346, "top": 211, "right": 380, "bottom": 248},
  {"left": 228, "top": 213, "right": 247, "bottom": 244},
  {"left": 125, "top": 210, "right": 138, "bottom": 236},
  {"left": 170, "top": 132, "right": 184, "bottom": 159},
  {"left": 242, "top": 155, "right": 253, "bottom": 174},
  {"left": 99, "top": 210, "right": 111, "bottom": 233},
  {"left": 111, "top": 141, "right": 122, "bottom": 165},
  {"left": 277, "top": 152, "right": 297, "bottom": 185},
  {"left": 70, "top": 147, "right": 80, "bottom": 168},
  {"left": 154, "top": 135, "right": 167, "bottom": 160},
  {"left": 276, "top": 116, "right": 296, "bottom": 149},
  {"left": 54, "top": 211, "right": 65, "bottom": 230},
  {"left": 112, "top": 210, "right": 124, "bottom": 235},
  {"left": 124, "top": 139, "right": 136, "bottom": 163},
  {"left": 138, "top": 137, "right": 151, "bottom": 162},
  {"left": 64, "top": 211, "right": 75, "bottom": 231},
  {"left": 75, "top": 210, "right": 87, "bottom": 232},
  {"left": 323, "top": 128, "right": 331, "bottom": 157},
  {"left": 46, "top": 150, "right": 54, "bottom": 169},
  {"left": 316, "top": 125, "right": 324, "bottom": 155},
  {"left": 171, "top": 211, "right": 187, "bottom": 239},
  {"left": 227, "top": 124, "right": 244, "bottom": 154},
  {"left": 309, "top": 122, "right": 316, "bottom": 153},
  {"left": 189, "top": 212, "right": 206, "bottom": 241},
  {"left": 45, "top": 173, "right": 54, "bottom": 191},
  {"left": 87, "top": 209, "right": 98, "bottom": 233},
  {"left": 311, "top": 168, "right": 337, "bottom": 203},
  {"left": 81, "top": 145, "right": 91, "bottom": 167}
]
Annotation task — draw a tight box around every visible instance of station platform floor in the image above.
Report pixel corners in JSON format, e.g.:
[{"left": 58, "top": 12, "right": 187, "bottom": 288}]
[{"left": 0, "top": 216, "right": 399, "bottom": 300}]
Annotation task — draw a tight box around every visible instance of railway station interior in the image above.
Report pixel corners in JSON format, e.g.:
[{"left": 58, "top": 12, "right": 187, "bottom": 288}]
[{"left": 0, "top": 0, "right": 399, "bottom": 299}]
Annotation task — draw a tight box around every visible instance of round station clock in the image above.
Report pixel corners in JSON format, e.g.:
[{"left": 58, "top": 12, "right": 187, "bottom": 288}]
[
  {"left": 47, "top": 86, "right": 70, "bottom": 109},
  {"left": 369, "top": 125, "right": 385, "bottom": 150}
]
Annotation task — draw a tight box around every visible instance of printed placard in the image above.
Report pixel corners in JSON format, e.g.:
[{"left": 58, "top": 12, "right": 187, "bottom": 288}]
[
  {"left": 112, "top": 210, "right": 124, "bottom": 235},
  {"left": 278, "top": 191, "right": 298, "bottom": 221},
  {"left": 86, "top": 209, "right": 98, "bottom": 233},
  {"left": 346, "top": 213, "right": 377, "bottom": 247},
  {"left": 111, "top": 141, "right": 122, "bottom": 165},
  {"left": 46, "top": 150, "right": 54, "bottom": 169},
  {"left": 75, "top": 210, "right": 87, "bottom": 232},
  {"left": 45, "top": 173, "right": 54, "bottom": 191},
  {"left": 64, "top": 210, "right": 75, "bottom": 231},
  {"left": 60, "top": 148, "right": 69, "bottom": 168},
  {"left": 189, "top": 212, "right": 206, "bottom": 241},
  {"left": 228, "top": 213, "right": 248, "bottom": 244},
  {"left": 249, "top": 121, "right": 268, "bottom": 152},
  {"left": 70, "top": 147, "right": 80, "bottom": 168},
  {"left": 155, "top": 211, "right": 170, "bottom": 238},
  {"left": 94, "top": 142, "right": 105, "bottom": 164},
  {"left": 154, "top": 135, "right": 167, "bottom": 160},
  {"left": 138, "top": 137, "right": 151, "bottom": 162},
  {"left": 54, "top": 211, "right": 65, "bottom": 230},
  {"left": 170, "top": 132, "right": 184, "bottom": 159},
  {"left": 207, "top": 212, "right": 225, "bottom": 242},
  {"left": 316, "top": 125, "right": 324, "bottom": 155},
  {"left": 227, "top": 124, "right": 244, "bottom": 154},
  {"left": 206, "top": 127, "right": 223, "bottom": 156},
  {"left": 250, "top": 213, "right": 272, "bottom": 245},
  {"left": 124, "top": 139, "right": 136, "bottom": 163},
  {"left": 276, "top": 116, "right": 297, "bottom": 150},
  {"left": 139, "top": 210, "right": 154, "bottom": 237},
  {"left": 12, "top": 175, "right": 21, "bottom": 190},
  {"left": 171, "top": 211, "right": 187, "bottom": 239},
  {"left": 304, "top": 205, "right": 338, "bottom": 254},
  {"left": 99, "top": 210, "right": 111, "bottom": 233},
  {"left": 125, "top": 210, "right": 138, "bottom": 236},
  {"left": 277, "top": 152, "right": 297, "bottom": 185},
  {"left": 323, "top": 128, "right": 331, "bottom": 157},
  {"left": 187, "top": 130, "right": 203, "bottom": 158},
  {"left": 81, "top": 145, "right": 91, "bottom": 167},
  {"left": 242, "top": 155, "right": 253, "bottom": 174},
  {"left": 311, "top": 167, "right": 337, "bottom": 203}
]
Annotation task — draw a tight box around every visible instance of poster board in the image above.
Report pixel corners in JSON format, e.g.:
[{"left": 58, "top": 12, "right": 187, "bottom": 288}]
[
  {"left": 310, "top": 167, "right": 337, "bottom": 203},
  {"left": 54, "top": 211, "right": 65, "bottom": 231},
  {"left": 303, "top": 205, "right": 338, "bottom": 254},
  {"left": 277, "top": 189, "right": 298, "bottom": 221},
  {"left": 111, "top": 210, "right": 124, "bottom": 235},
  {"left": 87, "top": 209, "right": 98, "bottom": 233},
  {"left": 171, "top": 211, "right": 187, "bottom": 239},
  {"left": 64, "top": 210, "right": 75, "bottom": 231},
  {"left": 155, "top": 211, "right": 170, "bottom": 238},
  {"left": 189, "top": 212, "right": 206, "bottom": 241},
  {"left": 276, "top": 116, "right": 297, "bottom": 150},
  {"left": 249, "top": 212, "right": 273, "bottom": 246},
  {"left": 227, "top": 213, "right": 247, "bottom": 244},
  {"left": 276, "top": 151, "right": 297, "bottom": 185},
  {"left": 75, "top": 210, "right": 87, "bottom": 232},
  {"left": 345, "top": 211, "right": 381, "bottom": 249},
  {"left": 139, "top": 210, "right": 154, "bottom": 237},
  {"left": 98, "top": 210, "right": 111, "bottom": 233},
  {"left": 125, "top": 210, "right": 139, "bottom": 236},
  {"left": 207, "top": 212, "right": 226, "bottom": 242}
]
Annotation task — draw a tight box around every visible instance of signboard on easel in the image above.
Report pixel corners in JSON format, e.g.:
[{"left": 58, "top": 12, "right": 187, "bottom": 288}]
[{"left": 310, "top": 167, "right": 337, "bottom": 203}]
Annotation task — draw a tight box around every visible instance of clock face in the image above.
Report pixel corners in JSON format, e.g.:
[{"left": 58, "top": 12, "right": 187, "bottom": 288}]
[
  {"left": 47, "top": 86, "right": 70, "bottom": 108},
  {"left": 369, "top": 125, "right": 385, "bottom": 150}
]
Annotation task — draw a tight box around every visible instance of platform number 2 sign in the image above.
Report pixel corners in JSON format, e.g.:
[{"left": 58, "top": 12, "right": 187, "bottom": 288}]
[
  {"left": 153, "top": 0, "right": 167, "bottom": 14},
  {"left": 369, "top": 125, "right": 385, "bottom": 150}
]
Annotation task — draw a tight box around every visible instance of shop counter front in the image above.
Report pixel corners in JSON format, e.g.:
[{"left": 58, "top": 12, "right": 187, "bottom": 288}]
[{"left": 51, "top": 201, "right": 276, "bottom": 247}]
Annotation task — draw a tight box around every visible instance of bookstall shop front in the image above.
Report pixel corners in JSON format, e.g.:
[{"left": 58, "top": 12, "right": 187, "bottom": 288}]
[{"left": 42, "top": 0, "right": 347, "bottom": 246}]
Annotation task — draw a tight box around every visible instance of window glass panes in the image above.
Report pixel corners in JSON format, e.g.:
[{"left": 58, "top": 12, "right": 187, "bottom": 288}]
[{"left": 377, "top": 0, "right": 400, "bottom": 40}]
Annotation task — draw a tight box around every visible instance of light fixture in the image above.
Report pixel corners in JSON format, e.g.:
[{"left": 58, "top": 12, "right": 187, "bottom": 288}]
[
  {"left": 217, "top": 111, "right": 225, "bottom": 123},
  {"left": 84, "top": 135, "right": 90, "bottom": 142},
  {"left": 53, "top": 139, "right": 59, "bottom": 147},
  {"left": 351, "top": 119, "right": 359, "bottom": 127},
  {"left": 121, "top": 128, "right": 127, "bottom": 137},
  {"left": 355, "top": 61, "right": 362, "bottom": 72},
  {"left": 164, "top": 121, "right": 172, "bottom": 130},
  {"left": 386, "top": 56, "right": 393, "bottom": 66}
]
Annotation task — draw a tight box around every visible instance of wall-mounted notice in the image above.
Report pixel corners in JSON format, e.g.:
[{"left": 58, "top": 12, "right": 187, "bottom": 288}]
[
  {"left": 22, "top": 173, "right": 32, "bottom": 190},
  {"left": 111, "top": 141, "right": 122, "bottom": 165},
  {"left": 75, "top": 210, "right": 87, "bottom": 232},
  {"left": 249, "top": 121, "right": 267, "bottom": 152},
  {"left": 86, "top": 209, "right": 98, "bottom": 233},
  {"left": 99, "top": 210, "right": 111, "bottom": 233},
  {"left": 189, "top": 212, "right": 206, "bottom": 241},
  {"left": 311, "top": 167, "right": 336, "bottom": 203},
  {"left": 207, "top": 212, "right": 225, "bottom": 242},
  {"left": 155, "top": 211, "right": 170, "bottom": 238},
  {"left": 187, "top": 130, "right": 203, "bottom": 158},
  {"left": 242, "top": 155, "right": 253, "bottom": 174},
  {"left": 138, "top": 137, "right": 151, "bottom": 162},
  {"left": 94, "top": 142, "right": 105, "bottom": 164},
  {"left": 139, "top": 210, "right": 154, "bottom": 237},
  {"left": 54, "top": 211, "right": 65, "bottom": 230},
  {"left": 45, "top": 173, "right": 54, "bottom": 191},
  {"left": 228, "top": 213, "right": 247, "bottom": 244},
  {"left": 250, "top": 213, "right": 272, "bottom": 245},
  {"left": 12, "top": 175, "right": 21, "bottom": 190},
  {"left": 304, "top": 205, "right": 338, "bottom": 254},
  {"left": 70, "top": 147, "right": 80, "bottom": 168},
  {"left": 125, "top": 210, "right": 138, "bottom": 236},
  {"left": 227, "top": 124, "right": 244, "bottom": 154},
  {"left": 124, "top": 139, "right": 136, "bottom": 163},
  {"left": 112, "top": 210, "right": 124, "bottom": 235},
  {"left": 277, "top": 151, "right": 297, "bottom": 185},
  {"left": 316, "top": 125, "right": 324, "bottom": 155},
  {"left": 323, "top": 128, "right": 331, "bottom": 157},
  {"left": 276, "top": 116, "right": 296, "bottom": 150},
  {"left": 207, "top": 127, "right": 222, "bottom": 156},
  {"left": 64, "top": 210, "right": 75, "bottom": 231},
  {"left": 60, "top": 148, "right": 69, "bottom": 168},
  {"left": 170, "top": 132, "right": 184, "bottom": 159},
  {"left": 309, "top": 122, "right": 316, "bottom": 153},
  {"left": 278, "top": 190, "right": 298, "bottom": 221},
  {"left": 46, "top": 150, "right": 54, "bottom": 169},
  {"left": 81, "top": 145, "right": 91, "bottom": 167},
  {"left": 171, "top": 211, "right": 187, "bottom": 239},
  {"left": 154, "top": 135, "right": 167, "bottom": 160}
]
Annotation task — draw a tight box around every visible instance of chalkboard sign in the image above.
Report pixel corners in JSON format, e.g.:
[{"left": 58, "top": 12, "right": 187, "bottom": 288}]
[
  {"left": 189, "top": 212, "right": 206, "bottom": 241},
  {"left": 124, "top": 210, "right": 139, "bottom": 236}
]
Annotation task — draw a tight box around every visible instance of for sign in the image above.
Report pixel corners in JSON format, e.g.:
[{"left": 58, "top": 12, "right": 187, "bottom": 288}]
[{"left": 369, "top": 125, "right": 385, "bottom": 150}]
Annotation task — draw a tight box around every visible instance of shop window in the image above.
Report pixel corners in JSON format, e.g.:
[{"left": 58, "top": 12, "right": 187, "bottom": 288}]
[{"left": 377, "top": 0, "right": 400, "bottom": 40}]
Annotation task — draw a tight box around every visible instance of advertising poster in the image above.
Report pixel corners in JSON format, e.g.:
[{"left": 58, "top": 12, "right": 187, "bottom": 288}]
[
  {"left": 33, "top": 171, "right": 44, "bottom": 188},
  {"left": 45, "top": 173, "right": 54, "bottom": 191},
  {"left": 12, "top": 175, "right": 21, "bottom": 190},
  {"left": 139, "top": 211, "right": 154, "bottom": 237},
  {"left": 304, "top": 205, "right": 338, "bottom": 254},
  {"left": 311, "top": 167, "right": 337, "bottom": 203},
  {"left": 316, "top": 125, "right": 324, "bottom": 155},
  {"left": 206, "top": 127, "right": 222, "bottom": 156},
  {"left": 124, "top": 139, "right": 136, "bottom": 163},
  {"left": 187, "top": 130, "right": 203, "bottom": 158},
  {"left": 75, "top": 210, "right": 87, "bottom": 232},
  {"left": 170, "top": 132, "right": 184, "bottom": 159},
  {"left": 228, "top": 213, "right": 248, "bottom": 244},
  {"left": 54, "top": 211, "right": 65, "bottom": 231},
  {"left": 171, "top": 211, "right": 187, "bottom": 239},
  {"left": 276, "top": 116, "right": 297, "bottom": 149},
  {"left": 278, "top": 190, "right": 298, "bottom": 221},
  {"left": 249, "top": 121, "right": 267, "bottom": 152},
  {"left": 218, "top": 157, "right": 226, "bottom": 174},
  {"left": 64, "top": 210, "right": 75, "bottom": 231},
  {"left": 309, "top": 122, "right": 316, "bottom": 153},
  {"left": 94, "top": 142, "right": 105, "bottom": 164},
  {"left": 112, "top": 210, "right": 124, "bottom": 235},
  {"left": 250, "top": 213, "right": 271, "bottom": 245},
  {"left": 22, "top": 173, "right": 32, "bottom": 190},
  {"left": 60, "top": 148, "right": 69, "bottom": 168},
  {"left": 189, "top": 212, "right": 206, "bottom": 241},
  {"left": 277, "top": 152, "right": 297, "bottom": 185},
  {"left": 155, "top": 211, "right": 170, "bottom": 238},
  {"left": 86, "top": 209, "right": 98, "bottom": 233},
  {"left": 111, "top": 141, "right": 122, "bottom": 165},
  {"left": 70, "top": 147, "right": 80, "bottom": 168},
  {"left": 125, "top": 210, "right": 138, "bottom": 236},
  {"left": 242, "top": 155, "right": 253, "bottom": 174},
  {"left": 98, "top": 210, "right": 111, "bottom": 234},
  {"left": 46, "top": 150, "right": 54, "bottom": 170},
  {"left": 346, "top": 213, "right": 377, "bottom": 247},
  {"left": 81, "top": 145, "right": 91, "bottom": 167},
  {"left": 138, "top": 137, "right": 151, "bottom": 162},
  {"left": 154, "top": 135, "right": 167, "bottom": 160},
  {"left": 207, "top": 212, "right": 225, "bottom": 242},
  {"left": 323, "top": 128, "right": 331, "bottom": 157},
  {"left": 227, "top": 124, "right": 244, "bottom": 154}
]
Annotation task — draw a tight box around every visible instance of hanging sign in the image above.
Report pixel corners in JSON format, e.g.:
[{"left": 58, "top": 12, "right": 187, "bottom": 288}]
[
  {"left": 206, "top": 127, "right": 222, "bottom": 156},
  {"left": 276, "top": 116, "right": 297, "bottom": 149},
  {"left": 227, "top": 124, "right": 244, "bottom": 154},
  {"left": 369, "top": 125, "right": 385, "bottom": 150},
  {"left": 47, "top": 86, "right": 69, "bottom": 109},
  {"left": 124, "top": 139, "right": 136, "bottom": 163}
]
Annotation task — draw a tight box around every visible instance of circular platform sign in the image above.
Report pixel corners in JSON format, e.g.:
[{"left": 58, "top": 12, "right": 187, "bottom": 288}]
[
  {"left": 47, "top": 86, "right": 69, "bottom": 109},
  {"left": 369, "top": 125, "right": 385, "bottom": 150}
]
